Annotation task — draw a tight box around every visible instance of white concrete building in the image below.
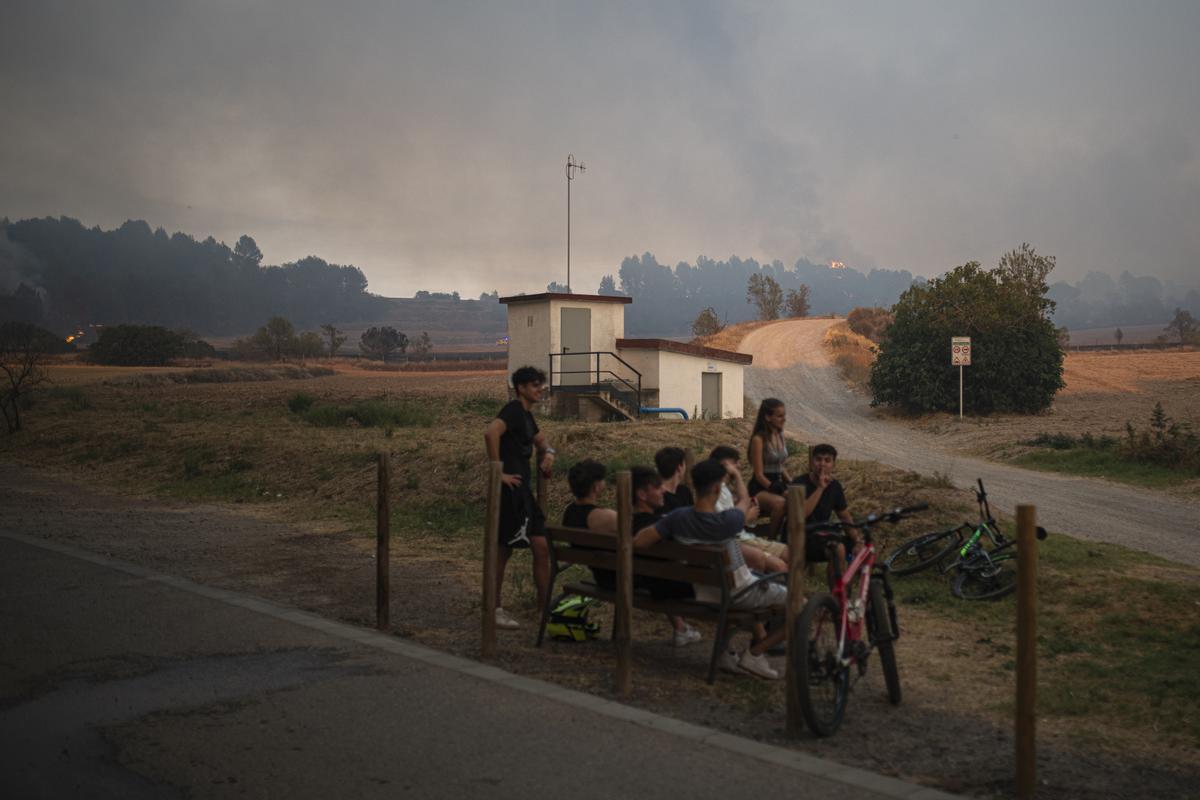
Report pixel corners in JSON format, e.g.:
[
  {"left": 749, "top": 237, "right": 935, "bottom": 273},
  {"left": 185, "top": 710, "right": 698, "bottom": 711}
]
[{"left": 499, "top": 292, "right": 751, "bottom": 420}]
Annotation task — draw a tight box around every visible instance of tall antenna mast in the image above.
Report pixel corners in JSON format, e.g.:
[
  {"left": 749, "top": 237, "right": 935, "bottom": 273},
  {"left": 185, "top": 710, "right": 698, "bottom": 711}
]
[{"left": 566, "top": 153, "right": 586, "bottom": 292}]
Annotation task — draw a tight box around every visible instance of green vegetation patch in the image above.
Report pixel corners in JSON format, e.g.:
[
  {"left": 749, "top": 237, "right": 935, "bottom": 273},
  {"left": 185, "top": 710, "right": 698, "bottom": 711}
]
[{"left": 298, "top": 397, "right": 438, "bottom": 429}]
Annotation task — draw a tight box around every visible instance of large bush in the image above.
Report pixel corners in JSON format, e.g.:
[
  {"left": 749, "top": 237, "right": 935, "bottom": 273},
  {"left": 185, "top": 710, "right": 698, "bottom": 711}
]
[
  {"left": 869, "top": 262, "right": 1064, "bottom": 414},
  {"left": 87, "top": 325, "right": 184, "bottom": 365},
  {"left": 846, "top": 306, "right": 893, "bottom": 343}
]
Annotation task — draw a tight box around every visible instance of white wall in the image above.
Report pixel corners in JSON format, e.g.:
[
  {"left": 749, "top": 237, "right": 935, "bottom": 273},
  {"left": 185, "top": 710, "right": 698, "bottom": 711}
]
[
  {"left": 621, "top": 348, "right": 745, "bottom": 419},
  {"left": 505, "top": 299, "right": 552, "bottom": 380}
]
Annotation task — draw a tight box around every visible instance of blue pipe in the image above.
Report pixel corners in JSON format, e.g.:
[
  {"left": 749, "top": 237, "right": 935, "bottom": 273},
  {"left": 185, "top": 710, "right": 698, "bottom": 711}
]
[{"left": 640, "top": 407, "right": 688, "bottom": 420}]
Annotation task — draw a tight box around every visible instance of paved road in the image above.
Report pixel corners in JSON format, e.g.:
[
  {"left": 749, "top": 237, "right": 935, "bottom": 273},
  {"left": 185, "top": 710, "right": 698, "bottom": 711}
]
[
  {"left": 0, "top": 533, "right": 951, "bottom": 800},
  {"left": 741, "top": 319, "right": 1200, "bottom": 565}
]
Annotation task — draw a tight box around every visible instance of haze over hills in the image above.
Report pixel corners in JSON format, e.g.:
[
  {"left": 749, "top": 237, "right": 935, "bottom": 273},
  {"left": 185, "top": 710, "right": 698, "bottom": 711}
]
[{"left": 2, "top": 216, "right": 1196, "bottom": 346}]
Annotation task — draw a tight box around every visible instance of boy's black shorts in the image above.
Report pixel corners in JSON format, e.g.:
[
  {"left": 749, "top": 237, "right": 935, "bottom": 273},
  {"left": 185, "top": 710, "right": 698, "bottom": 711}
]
[{"left": 498, "top": 482, "right": 545, "bottom": 549}]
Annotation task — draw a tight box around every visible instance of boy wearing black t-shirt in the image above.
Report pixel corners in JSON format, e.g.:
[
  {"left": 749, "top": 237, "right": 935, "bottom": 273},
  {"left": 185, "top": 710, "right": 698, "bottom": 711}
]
[
  {"left": 483, "top": 366, "right": 556, "bottom": 630},
  {"left": 791, "top": 443, "right": 858, "bottom": 573},
  {"left": 654, "top": 446, "right": 695, "bottom": 511}
]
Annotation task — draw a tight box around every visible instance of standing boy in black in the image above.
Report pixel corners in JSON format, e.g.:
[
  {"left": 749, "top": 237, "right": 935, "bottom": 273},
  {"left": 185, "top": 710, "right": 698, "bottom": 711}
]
[{"left": 483, "top": 366, "right": 556, "bottom": 630}]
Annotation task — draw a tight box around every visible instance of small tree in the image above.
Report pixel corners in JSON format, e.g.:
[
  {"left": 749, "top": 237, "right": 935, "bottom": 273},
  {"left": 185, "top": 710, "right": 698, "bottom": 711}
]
[
  {"left": 0, "top": 322, "right": 58, "bottom": 434},
  {"left": 359, "top": 326, "right": 408, "bottom": 362},
  {"left": 691, "top": 307, "right": 724, "bottom": 337},
  {"left": 846, "top": 307, "right": 894, "bottom": 343},
  {"left": 233, "top": 234, "right": 263, "bottom": 266},
  {"left": 411, "top": 331, "right": 432, "bottom": 361},
  {"left": 1115, "top": 327, "right": 1124, "bottom": 346},
  {"left": 296, "top": 331, "right": 324, "bottom": 362},
  {"left": 1165, "top": 308, "right": 1198, "bottom": 344},
  {"left": 254, "top": 317, "right": 296, "bottom": 361},
  {"left": 746, "top": 273, "right": 783, "bottom": 320},
  {"left": 319, "top": 324, "right": 346, "bottom": 359},
  {"left": 785, "top": 285, "right": 811, "bottom": 318},
  {"left": 997, "top": 242, "right": 1056, "bottom": 317}
]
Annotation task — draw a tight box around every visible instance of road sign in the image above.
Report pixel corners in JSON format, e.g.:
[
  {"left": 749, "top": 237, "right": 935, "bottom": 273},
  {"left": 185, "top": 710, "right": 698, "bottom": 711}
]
[{"left": 952, "top": 336, "right": 971, "bottom": 366}]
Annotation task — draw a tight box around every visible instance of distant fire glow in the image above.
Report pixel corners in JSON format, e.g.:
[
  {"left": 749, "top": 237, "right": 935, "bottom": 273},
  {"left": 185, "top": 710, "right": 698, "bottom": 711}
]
[{"left": 830, "top": 260, "right": 846, "bottom": 270}]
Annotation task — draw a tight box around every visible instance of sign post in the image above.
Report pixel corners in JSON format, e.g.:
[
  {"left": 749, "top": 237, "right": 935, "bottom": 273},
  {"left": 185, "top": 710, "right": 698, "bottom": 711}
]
[{"left": 951, "top": 336, "right": 971, "bottom": 419}]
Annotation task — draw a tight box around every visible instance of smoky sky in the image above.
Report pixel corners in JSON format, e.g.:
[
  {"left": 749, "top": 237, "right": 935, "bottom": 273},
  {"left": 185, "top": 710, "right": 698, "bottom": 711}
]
[{"left": 2, "top": 1, "right": 1198, "bottom": 297}]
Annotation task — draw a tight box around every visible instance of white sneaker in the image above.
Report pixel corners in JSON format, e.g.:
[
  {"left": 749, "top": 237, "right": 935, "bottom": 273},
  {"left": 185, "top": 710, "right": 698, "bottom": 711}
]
[
  {"left": 672, "top": 624, "right": 702, "bottom": 648},
  {"left": 717, "top": 648, "right": 742, "bottom": 675},
  {"left": 494, "top": 607, "right": 520, "bottom": 630},
  {"left": 738, "top": 649, "right": 780, "bottom": 680}
]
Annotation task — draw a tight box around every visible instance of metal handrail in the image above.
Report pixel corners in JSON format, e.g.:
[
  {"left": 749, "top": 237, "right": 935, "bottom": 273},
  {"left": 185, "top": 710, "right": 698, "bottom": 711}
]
[{"left": 548, "top": 351, "right": 642, "bottom": 417}]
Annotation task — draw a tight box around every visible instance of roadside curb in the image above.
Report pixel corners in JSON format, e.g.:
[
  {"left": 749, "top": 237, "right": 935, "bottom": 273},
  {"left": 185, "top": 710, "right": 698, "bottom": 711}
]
[{"left": 5, "top": 530, "right": 959, "bottom": 800}]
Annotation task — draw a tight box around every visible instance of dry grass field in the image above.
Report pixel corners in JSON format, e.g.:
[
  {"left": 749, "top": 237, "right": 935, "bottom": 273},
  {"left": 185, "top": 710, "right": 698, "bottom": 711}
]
[{"left": 4, "top": 362, "right": 1199, "bottom": 797}]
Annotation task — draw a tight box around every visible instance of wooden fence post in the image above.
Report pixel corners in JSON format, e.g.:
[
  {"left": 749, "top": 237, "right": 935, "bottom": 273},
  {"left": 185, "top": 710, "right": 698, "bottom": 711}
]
[
  {"left": 615, "top": 470, "right": 633, "bottom": 696},
  {"left": 481, "top": 461, "right": 502, "bottom": 659},
  {"left": 785, "top": 485, "right": 807, "bottom": 737},
  {"left": 1016, "top": 504, "right": 1038, "bottom": 799},
  {"left": 376, "top": 453, "right": 390, "bottom": 631}
]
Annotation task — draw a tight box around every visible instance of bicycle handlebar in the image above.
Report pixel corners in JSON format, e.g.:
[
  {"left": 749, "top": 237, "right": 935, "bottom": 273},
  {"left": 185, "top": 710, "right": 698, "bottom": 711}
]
[{"left": 806, "top": 503, "right": 928, "bottom": 534}]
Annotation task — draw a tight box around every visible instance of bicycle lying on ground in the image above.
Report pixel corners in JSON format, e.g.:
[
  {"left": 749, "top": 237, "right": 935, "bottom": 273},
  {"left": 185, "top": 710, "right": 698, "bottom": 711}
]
[
  {"left": 882, "top": 479, "right": 1046, "bottom": 600},
  {"left": 791, "top": 504, "right": 927, "bottom": 737}
]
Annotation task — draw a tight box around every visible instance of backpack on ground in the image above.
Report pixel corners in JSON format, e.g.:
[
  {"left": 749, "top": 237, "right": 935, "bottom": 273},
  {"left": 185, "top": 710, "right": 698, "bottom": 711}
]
[{"left": 545, "top": 594, "right": 601, "bottom": 642}]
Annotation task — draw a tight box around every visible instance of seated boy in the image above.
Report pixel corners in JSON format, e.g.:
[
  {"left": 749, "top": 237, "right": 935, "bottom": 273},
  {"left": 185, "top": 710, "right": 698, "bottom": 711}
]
[
  {"left": 629, "top": 465, "right": 701, "bottom": 647},
  {"left": 634, "top": 458, "right": 788, "bottom": 680},
  {"left": 654, "top": 447, "right": 695, "bottom": 511},
  {"left": 790, "top": 443, "right": 858, "bottom": 576},
  {"left": 708, "top": 445, "right": 790, "bottom": 567}
]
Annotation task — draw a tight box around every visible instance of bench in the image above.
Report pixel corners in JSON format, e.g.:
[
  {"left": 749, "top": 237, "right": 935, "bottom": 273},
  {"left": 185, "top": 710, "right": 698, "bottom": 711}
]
[{"left": 536, "top": 524, "right": 785, "bottom": 684}]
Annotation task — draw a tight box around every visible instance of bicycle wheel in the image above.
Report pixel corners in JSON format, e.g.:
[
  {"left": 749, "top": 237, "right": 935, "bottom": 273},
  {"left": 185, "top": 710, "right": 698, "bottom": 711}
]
[
  {"left": 952, "top": 554, "right": 1017, "bottom": 600},
  {"left": 867, "top": 580, "right": 901, "bottom": 705},
  {"left": 793, "top": 592, "right": 849, "bottom": 737},
  {"left": 883, "top": 528, "right": 963, "bottom": 576}
]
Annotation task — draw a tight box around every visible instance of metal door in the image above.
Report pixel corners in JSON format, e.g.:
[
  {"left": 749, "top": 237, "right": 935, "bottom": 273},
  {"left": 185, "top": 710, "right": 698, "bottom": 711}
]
[
  {"left": 560, "top": 307, "right": 591, "bottom": 386},
  {"left": 701, "top": 372, "right": 722, "bottom": 419}
]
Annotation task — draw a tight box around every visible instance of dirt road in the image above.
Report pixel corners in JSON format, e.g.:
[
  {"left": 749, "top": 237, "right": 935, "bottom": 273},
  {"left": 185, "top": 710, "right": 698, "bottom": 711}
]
[{"left": 741, "top": 319, "right": 1200, "bottom": 565}]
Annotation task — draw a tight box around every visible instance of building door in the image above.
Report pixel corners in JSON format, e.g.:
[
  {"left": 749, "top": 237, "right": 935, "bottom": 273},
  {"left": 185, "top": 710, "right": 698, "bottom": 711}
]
[
  {"left": 701, "top": 372, "right": 722, "bottom": 419},
  {"left": 560, "top": 307, "right": 591, "bottom": 386}
]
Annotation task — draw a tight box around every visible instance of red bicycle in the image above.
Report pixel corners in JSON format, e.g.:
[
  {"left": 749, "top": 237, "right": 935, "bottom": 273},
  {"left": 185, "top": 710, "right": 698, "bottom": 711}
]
[{"left": 791, "top": 504, "right": 927, "bottom": 736}]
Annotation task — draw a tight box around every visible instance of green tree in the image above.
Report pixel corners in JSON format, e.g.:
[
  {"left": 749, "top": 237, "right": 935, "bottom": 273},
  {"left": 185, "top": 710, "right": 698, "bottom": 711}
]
[
  {"left": 255, "top": 317, "right": 296, "bottom": 361},
  {"left": 233, "top": 234, "right": 263, "bottom": 266},
  {"left": 1165, "top": 308, "right": 1198, "bottom": 344},
  {"left": 295, "top": 331, "right": 324, "bottom": 362},
  {"left": 746, "top": 273, "right": 783, "bottom": 320},
  {"left": 785, "top": 285, "right": 811, "bottom": 318},
  {"left": 997, "top": 242, "right": 1056, "bottom": 316},
  {"left": 411, "top": 331, "right": 432, "bottom": 361},
  {"left": 691, "top": 307, "right": 724, "bottom": 337},
  {"left": 319, "top": 324, "right": 346, "bottom": 359},
  {"left": 87, "top": 325, "right": 184, "bottom": 366},
  {"left": 868, "top": 262, "right": 1065, "bottom": 414},
  {"left": 359, "top": 326, "right": 408, "bottom": 362}
]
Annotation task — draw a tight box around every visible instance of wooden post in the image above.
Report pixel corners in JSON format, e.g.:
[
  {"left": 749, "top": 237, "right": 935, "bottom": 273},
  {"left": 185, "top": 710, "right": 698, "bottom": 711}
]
[
  {"left": 615, "top": 470, "right": 633, "bottom": 696},
  {"left": 376, "top": 453, "right": 390, "bottom": 631},
  {"left": 1016, "top": 504, "right": 1038, "bottom": 799},
  {"left": 683, "top": 450, "right": 695, "bottom": 492},
  {"left": 785, "top": 485, "right": 807, "bottom": 737},
  {"left": 481, "top": 461, "right": 503, "bottom": 659}
]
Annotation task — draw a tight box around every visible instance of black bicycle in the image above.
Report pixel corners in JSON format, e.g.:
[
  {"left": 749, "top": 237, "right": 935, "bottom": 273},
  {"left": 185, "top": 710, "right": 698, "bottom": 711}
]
[{"left": 883, "top": 479, "right": 1046, "bottom": 600}]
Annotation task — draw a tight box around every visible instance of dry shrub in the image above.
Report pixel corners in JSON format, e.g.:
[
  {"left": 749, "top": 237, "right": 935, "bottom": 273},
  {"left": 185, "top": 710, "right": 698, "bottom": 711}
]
[
  {"left": 691, "top": 319, "right": 776, "bottom": 352},
  {"left": 824, "top": 322, "right": 876, "bottom": 388},
  {"left": 846, "top": 306, "right": 894, "bottom": 343}
]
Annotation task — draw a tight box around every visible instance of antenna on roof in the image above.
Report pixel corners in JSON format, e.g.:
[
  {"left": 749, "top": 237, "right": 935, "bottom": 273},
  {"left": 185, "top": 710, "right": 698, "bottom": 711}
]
[{"left": 566, "top": 154, "right": 586, "bottom": 293}]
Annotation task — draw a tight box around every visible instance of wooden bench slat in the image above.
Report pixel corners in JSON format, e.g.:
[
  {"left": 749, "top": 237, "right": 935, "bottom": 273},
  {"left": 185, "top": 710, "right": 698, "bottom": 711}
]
[
  {"left": 550, "top": 547, "right": 724, "bottom": 586},
  {"left": 545, "top": 524, "right": 725, "bottom": 567},
  {"left": 563, "top": 582, "right": 779, "bottom": 624}
]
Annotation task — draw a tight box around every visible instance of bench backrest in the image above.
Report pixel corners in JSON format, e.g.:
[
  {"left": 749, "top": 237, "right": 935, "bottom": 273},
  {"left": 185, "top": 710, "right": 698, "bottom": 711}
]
[{"left": 544, "top": 524, "right": 729, "bottom": 588}]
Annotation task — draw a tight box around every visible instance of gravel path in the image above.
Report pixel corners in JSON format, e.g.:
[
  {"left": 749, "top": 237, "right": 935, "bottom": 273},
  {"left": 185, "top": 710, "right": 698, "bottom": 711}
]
[{"left": 741, "top": 319, "right": 1200, "bottom": 565}]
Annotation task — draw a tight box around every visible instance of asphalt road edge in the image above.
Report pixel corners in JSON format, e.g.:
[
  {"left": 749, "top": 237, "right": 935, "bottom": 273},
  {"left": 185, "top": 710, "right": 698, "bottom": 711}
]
[{"left": 4, "top": 530, "right": 959, "bottom": 800}]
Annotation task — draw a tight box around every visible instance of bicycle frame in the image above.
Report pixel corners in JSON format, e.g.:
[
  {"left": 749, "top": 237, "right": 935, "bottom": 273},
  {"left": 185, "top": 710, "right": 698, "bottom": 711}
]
[{"left": 825, "top": 537, "right": 877, "bottom": 666}]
